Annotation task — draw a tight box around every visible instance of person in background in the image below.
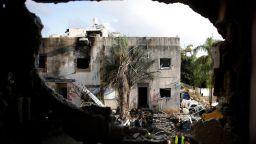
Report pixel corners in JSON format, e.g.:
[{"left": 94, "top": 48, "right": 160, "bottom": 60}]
[
  {"left": 134, "top": 113, "right": 143, "bottom": 127},
  {"left": 182, "top": 89, "right": 190, "bottom": 100}
]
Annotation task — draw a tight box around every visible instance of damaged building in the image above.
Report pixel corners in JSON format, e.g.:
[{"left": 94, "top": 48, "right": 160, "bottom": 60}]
[
  {"left": 1, "top": 0, "right": 256, "bottom": 144},
  {"left": 38, "top": 27, "right": 181, "bottom": 112}
]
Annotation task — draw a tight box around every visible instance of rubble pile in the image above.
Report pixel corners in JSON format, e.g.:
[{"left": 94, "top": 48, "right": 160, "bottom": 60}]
[
  {"left": 121, "top": 109, "right": 170, "bottom": 143},
  {"left": 119, "top": 108, "right": 198, "bottom": 143},
  {"left": 111, "top": 103, "right": 239, "bottom": 144},
  {"left": 87, "top": 84, "right": 234, "bottom": 144},
  {"left": 122, "top": 131, "right": 169, "bottom": 144},
  {"left": 180, "top": 84, "right": 214, "bottom": 109},
  {"left": 152, "top": 112, "right": 177, "bottom": 138},
  {"left": 189, "top": 92, "right": 210, "bottom": 108}
]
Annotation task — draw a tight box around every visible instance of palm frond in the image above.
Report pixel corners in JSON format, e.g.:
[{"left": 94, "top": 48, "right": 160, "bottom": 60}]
[{"left": 102, "top": 37, "right": 156, "bottom": 90}]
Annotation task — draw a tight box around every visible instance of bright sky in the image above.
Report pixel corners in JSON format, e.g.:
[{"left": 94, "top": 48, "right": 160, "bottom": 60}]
[{"left": 25, "top": 0, "right": 223, "bottom": 47}]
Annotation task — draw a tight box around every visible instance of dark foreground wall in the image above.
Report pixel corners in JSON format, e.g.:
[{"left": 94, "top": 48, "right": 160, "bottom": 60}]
[{"left": 0, "top": 0, "right": 255, "bottom": 144}]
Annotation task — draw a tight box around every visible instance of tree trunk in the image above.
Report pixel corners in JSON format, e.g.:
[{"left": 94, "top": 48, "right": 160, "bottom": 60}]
[
  {"left": 119, "top": 85, "right": 129, "bottom": 119},
  {"left": 118, "top": 89, "right": 124, "bottom": 119},
  {"left": 119, "top": 66, "right": 129, "bottom": 120},
  {"left": 209, "top": 87, "right": 213, "bottom": 107},
  {"left": 127, "top": 88, "right": 131, "bottom": 109}
]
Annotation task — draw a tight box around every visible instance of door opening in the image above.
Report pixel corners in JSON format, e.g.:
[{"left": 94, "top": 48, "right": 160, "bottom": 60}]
[
  {"left": 138, "top": 87, "right": 148, "bottom": 108},
  {"left": 56, "top": 83, "right": 68, "bottom": 99}
]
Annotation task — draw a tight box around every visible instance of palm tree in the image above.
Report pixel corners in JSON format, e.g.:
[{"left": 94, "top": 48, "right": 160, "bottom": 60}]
[
  {"left": 193, "top": 37, "right": 218, "bottom": 106},
  {"left": 102, "top": 37, "right": 156, "bottom": 119},
  {"left": 181, "top": 44, "right": 196, "bottom": 85}
]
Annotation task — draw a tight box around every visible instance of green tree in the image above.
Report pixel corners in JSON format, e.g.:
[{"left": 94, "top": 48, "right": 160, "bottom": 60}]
[
  {"left": 193, "top": 37, "right": 218, "bottom": 105},
  {"left": 103, "top": 37, "right": 156, "bottom": 119},
  {"left": 181, "top": 45, "right": 196, "bottom": 85}
]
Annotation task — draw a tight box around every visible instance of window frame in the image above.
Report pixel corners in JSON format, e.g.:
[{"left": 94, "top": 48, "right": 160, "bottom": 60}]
[
  {"left": 159, "top": 88, "right": 171, "bottom": 98},
  {"left": 160, "top": 58, "right": 171, "bottom": 70},
  {"left": 76, "top": 57, "right": 91, "bottom": 71}
]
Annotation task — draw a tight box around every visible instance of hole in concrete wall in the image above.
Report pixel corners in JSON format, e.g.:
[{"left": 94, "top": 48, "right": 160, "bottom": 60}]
[
  {"left": 160, "top": 88, "right": 171, "bottom": 98},
  {"left": 39, "top": 54, "right": 47, "bottom": 68},
  {"left": 138, "top": 87, "right": 148, "bottom": 108},
  {"left": 160, "top": 58, "right": 171, "bottom": 69},
  {"left": 76, "top": 58, "right": 90, "bottom": 69},
  {"left": 4, "top": 0, "right": 254, "bottom": 143},
  {"left": 87, "top": 30, "right": 102, "bottom": 37},
  {"left": 78, "top": 37, "right": 90, "bottom": 46},
  {"left": 25, "top": 0, "right": 223, "bottom": 109},
  {"left": 56, "top": 83, "right": 68, "bottom": 99}
]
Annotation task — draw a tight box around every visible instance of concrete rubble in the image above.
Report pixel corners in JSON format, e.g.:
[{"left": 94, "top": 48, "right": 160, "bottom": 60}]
[
  {"left": 112, "top": 108, "right": 192, "bottom": 143},
  {"left": 64, "top": 82, "right": 240, "bottom": 143},
  {"left": 109, "top": 93, "right": 239, "bottom": 144}
]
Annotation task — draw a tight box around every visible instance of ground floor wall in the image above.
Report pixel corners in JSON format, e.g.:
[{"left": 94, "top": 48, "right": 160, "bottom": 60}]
[
  {"left": 195, "top": 88, "right": 214, "bottom": 97},
  {"left": 46, "top": 82, "right": 83, "bottom": 106},
  {"left": 45, "top": 78, "right": 180, "bottom": 113},
  {"left": 129, "top": 77, "right": 180, "bottom": 113}
]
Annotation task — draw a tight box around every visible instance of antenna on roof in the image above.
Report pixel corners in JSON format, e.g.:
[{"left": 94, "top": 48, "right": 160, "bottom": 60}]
[{"left": 93, "top": 17, "right": 99, "bottom": 27}]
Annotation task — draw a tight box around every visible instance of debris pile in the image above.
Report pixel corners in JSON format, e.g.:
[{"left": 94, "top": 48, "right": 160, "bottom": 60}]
[
  {"left": 78, "top": 84, "right": 236, "bottom": 143},
  {"left": 121, "top": 109, "right": 170, "bottom": 143},
  {"left": 118, "top": 108, "right": 196, "bottom": 143},
  {"left": 189, "top": 92, "right": 210, "bottom": 108}
]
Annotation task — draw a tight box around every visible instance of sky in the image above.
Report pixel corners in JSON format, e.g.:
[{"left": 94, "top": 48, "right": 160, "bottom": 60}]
[{"left": 25, "top": 0, "right": 223, "bottom": 48}]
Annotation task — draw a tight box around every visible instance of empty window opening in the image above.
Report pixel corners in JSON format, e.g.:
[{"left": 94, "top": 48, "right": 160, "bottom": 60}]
[
  {"left": 160, "top": 88, "right": 171, "bottom": 98},
  {"left": 138, "top": 87, "right": 148, "bottom": 108},
  {"left": 39, "top": 55, "right": 46, "bottom": 68},
  {"left": 77, "top": 58, "right": 90, "bottom": 69},
  {"left": 160, "top": 58, "right": 171, "bottom": 69},
  {"left": 87, "top": 30, "right": 102, "bottom": 37},
  {"left": 56, "top": 83, "right": 68, "bottom": 99}
]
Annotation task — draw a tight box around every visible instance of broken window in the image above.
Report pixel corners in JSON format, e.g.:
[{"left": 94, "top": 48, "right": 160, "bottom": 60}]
[
  {"left": 76, "top": 58, "right": 90, "bottom": 69},
  {"left": 78, "top": 37, "right": 89, "bottom": 46},
  {"left": 39, "top": 54, "right": 46, "bottom": 69},
  {"left": 160, "top": 58, "right": 171, "bottom": 69},
  {"left": 86, "top": 30, "right": 102, "bottom": 37},
  {"left": 160, "top": 88, "right": 171, "bottom": 98}
]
